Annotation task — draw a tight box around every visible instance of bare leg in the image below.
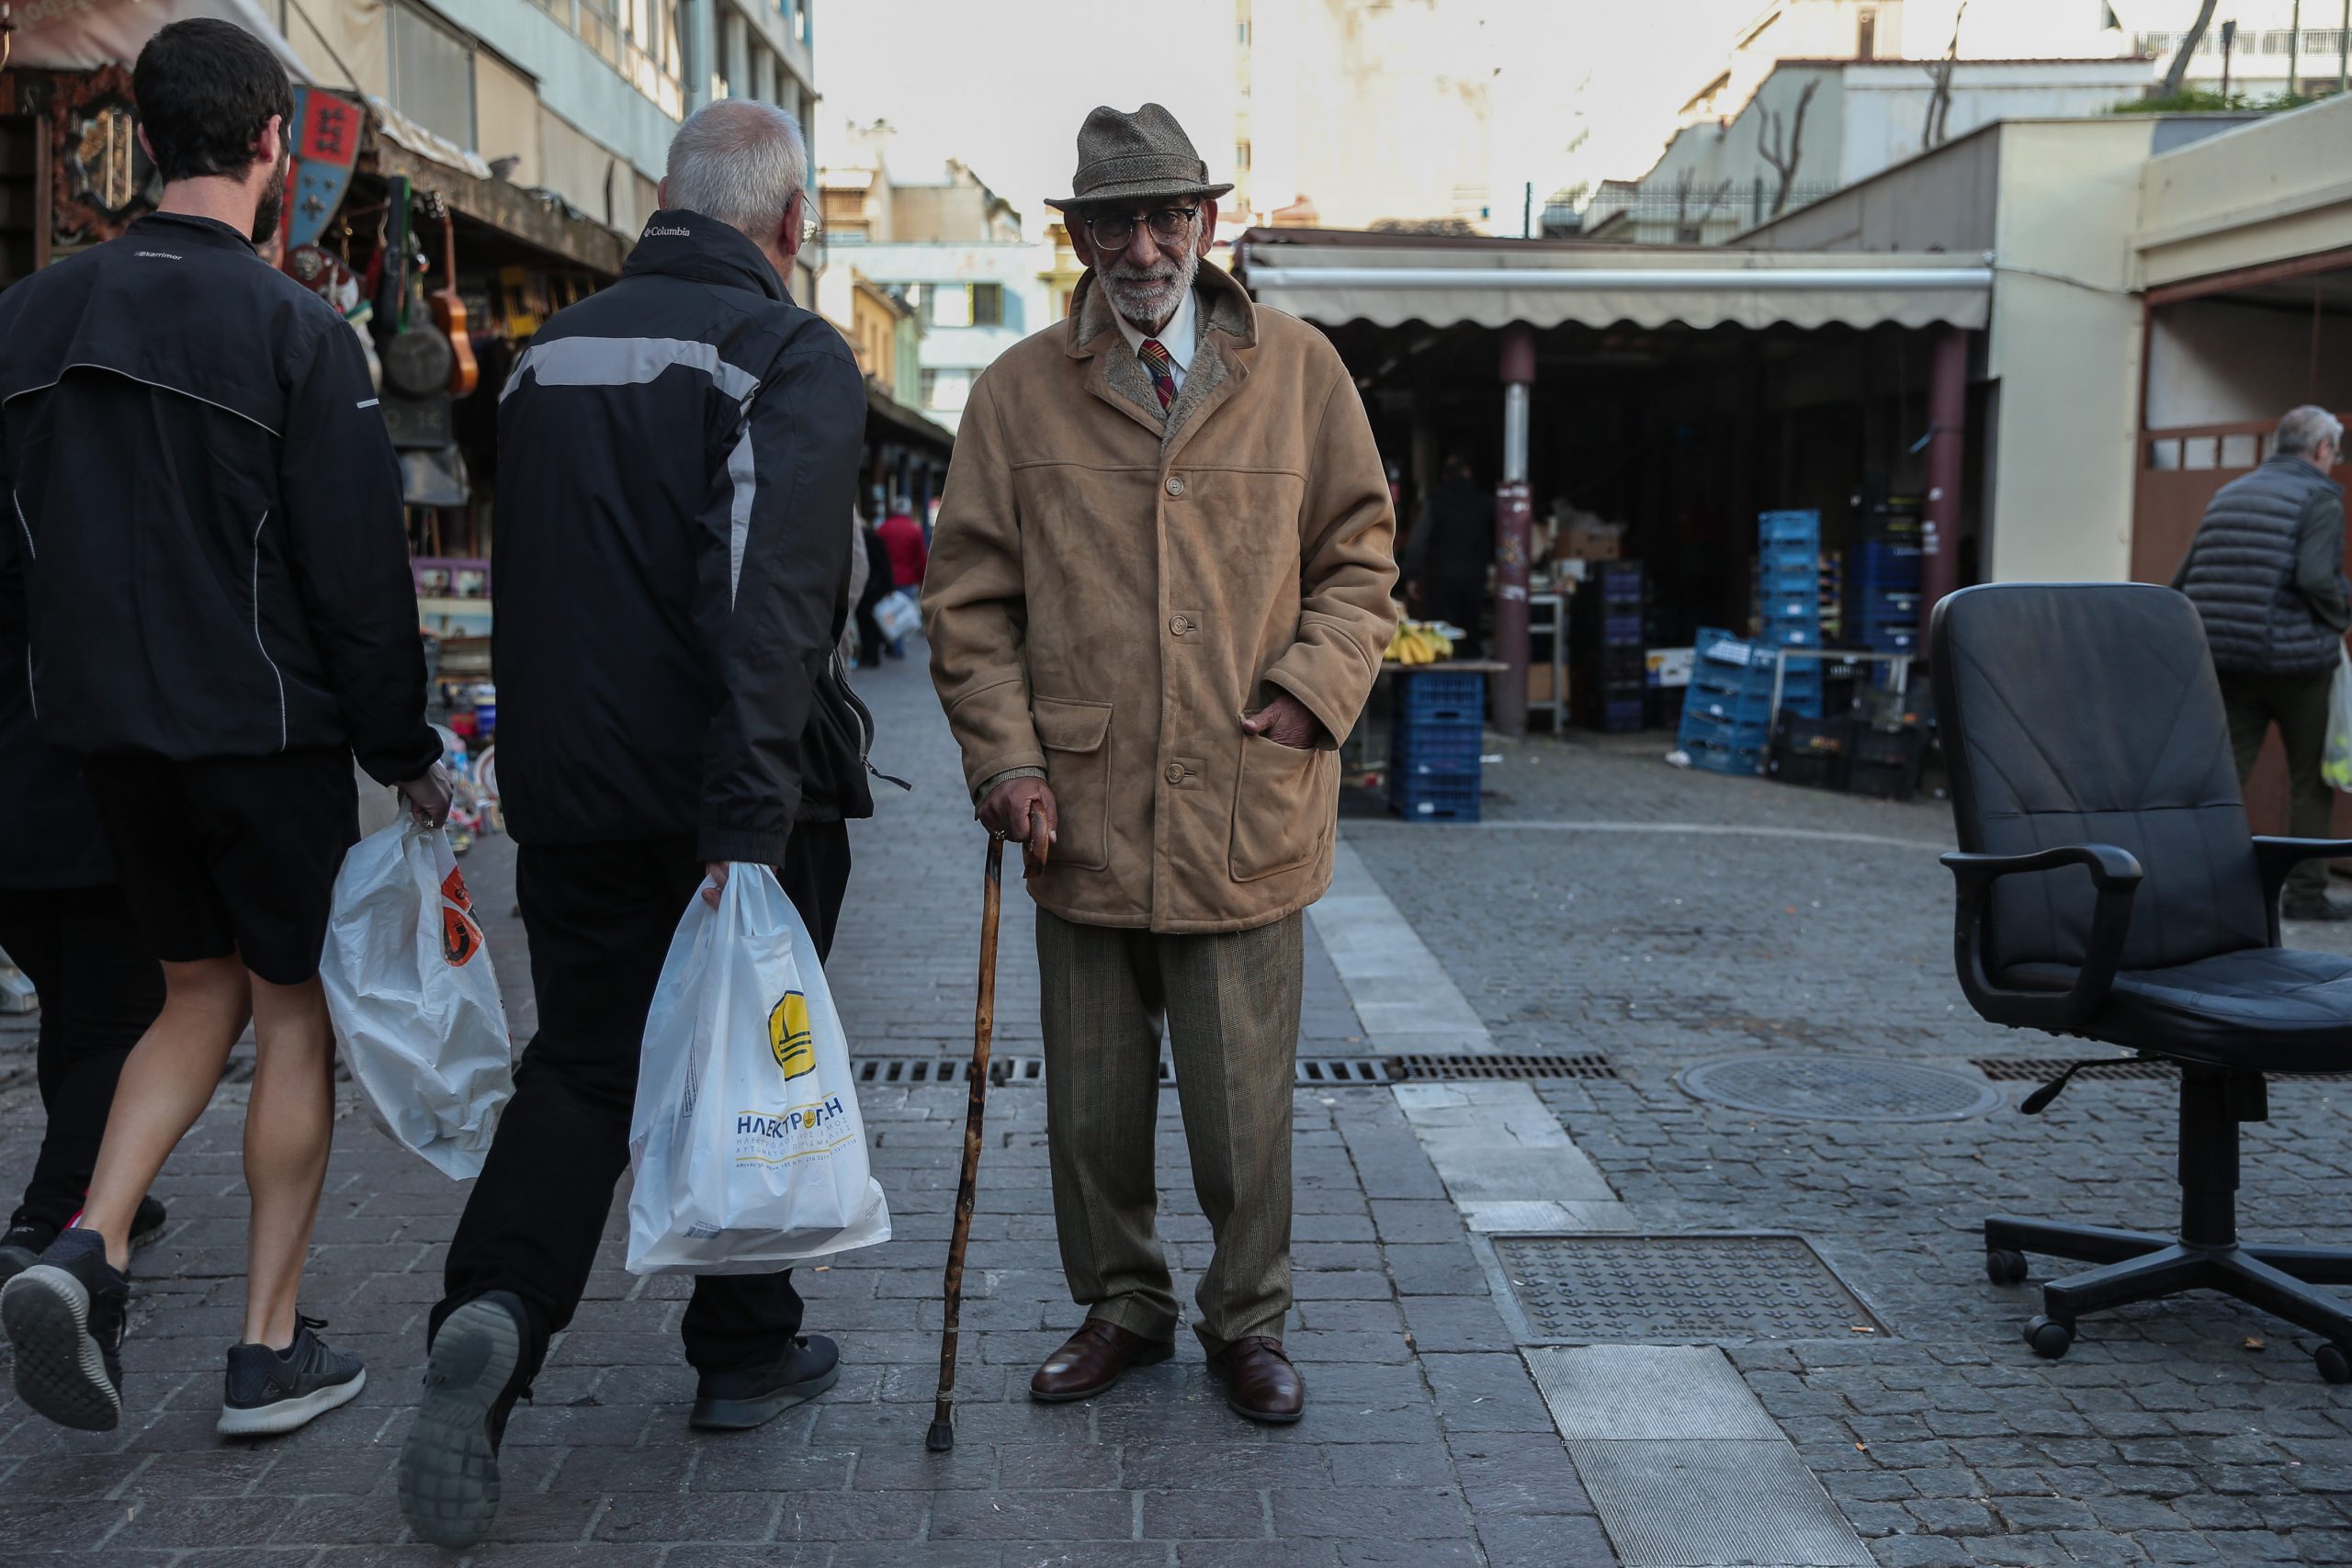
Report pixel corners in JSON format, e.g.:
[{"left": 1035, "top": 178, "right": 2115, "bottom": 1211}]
[
  {"left": 240, "top": 973, "right": 336, "bottom": 1348},
  {"left": 76, "top": 957, "right": 253, "bottom": 1271}
]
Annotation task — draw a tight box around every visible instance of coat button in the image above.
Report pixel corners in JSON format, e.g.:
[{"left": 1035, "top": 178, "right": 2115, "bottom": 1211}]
[
  {"left": 1165, "top": 475, "right": 1186, "bottom": 497},
  {"left": 1169, "top": 615, "right": 1190, "bottom": 636},
  {"left": 1164, "top": 762, "right": 1185, "bottom": 784}
]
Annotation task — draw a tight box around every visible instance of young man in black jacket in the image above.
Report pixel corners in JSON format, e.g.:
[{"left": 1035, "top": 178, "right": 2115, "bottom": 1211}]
[
  {"left": 399, "top": 98, "right": 869, "bottom": 1549},
  {"left": 0, "top": 19, "right": 447, "bottom": 1440}
]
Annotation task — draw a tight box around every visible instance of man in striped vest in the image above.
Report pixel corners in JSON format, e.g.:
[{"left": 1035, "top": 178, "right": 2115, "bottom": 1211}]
[{"left": 2175, "top": 404, "right": 2349, "bottom": 920}]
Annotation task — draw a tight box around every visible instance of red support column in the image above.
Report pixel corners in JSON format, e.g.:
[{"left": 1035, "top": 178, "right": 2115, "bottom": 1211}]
[
  {"left": 1923, "top": 324, "right": 1967, "bottom": 624},
  {"left": 1495, "top": 324, "right": 1535, "bottom": 737}
]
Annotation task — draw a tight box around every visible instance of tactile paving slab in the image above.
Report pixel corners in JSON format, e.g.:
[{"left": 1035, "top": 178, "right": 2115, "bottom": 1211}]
[
  {"left": 1678, "top": 1052, "right": 2003, "bottom": 1122},
  {"left": 1492, "top": 1234, "right": 1888, "bottom": 1343},
  {"left": 1568, "top": 1439, "right": 1874, "bottom": 1567}
]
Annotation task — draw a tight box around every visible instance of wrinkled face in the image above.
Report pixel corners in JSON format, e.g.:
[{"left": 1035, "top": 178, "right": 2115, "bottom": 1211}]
[{"left": 1083, "top": 201, "right": 1207, "bottom": 333}]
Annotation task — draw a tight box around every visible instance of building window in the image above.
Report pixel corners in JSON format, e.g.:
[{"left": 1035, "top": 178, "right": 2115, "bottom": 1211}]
[
  {"left": 930, "top": 284, "right": 971, "bottom": 328},
  {"left": 970, "top": 283, "right": 1004, "bottom": 327},
  {"left": 922, "top": 367, "right": 970, "bottom": 412},
  {"left": 1237, "top": 140, "right": 1251, "bottom": 171},
  {"left": 390, "top": 0, "right": 477, "bottom": 150}
]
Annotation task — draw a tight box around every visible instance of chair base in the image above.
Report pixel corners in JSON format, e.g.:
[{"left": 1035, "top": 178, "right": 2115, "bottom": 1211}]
[
  {"left": 1983, "top": 1066, "right": 2352, "bottom": 1383},
  {"left": 1987, "top": 1217, "right": 2352, "bottom": 1382}
]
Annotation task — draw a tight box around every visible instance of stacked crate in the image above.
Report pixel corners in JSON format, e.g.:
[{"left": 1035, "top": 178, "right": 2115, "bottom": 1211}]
[
  {"left": 1754, "top": 511, "right": 1824, "bottom": 720},
  {"left": 1387, "top": 671, "right": 1483, "bottom": 822},
  {"left": 1573, "top": 560, "right": 1647, "bottom": 732},
  {"left": 1676, "top": 626, "right": 1781, "bottom": 776},
  {"left": 1850, "top": 504, "right": 1924, "bottom": 655}
]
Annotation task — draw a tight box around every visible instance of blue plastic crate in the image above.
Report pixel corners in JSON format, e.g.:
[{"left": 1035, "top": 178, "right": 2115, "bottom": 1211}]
[
  {"left": 1394, "top": 671, "right": 1484, "bottom": 725},
  {"left": 1758, "top": 622, "right": 1823, "bottom": 649},
  {"left": 1389, "top": 724, "right": 1483, "bottom": 770},
  {"left": 1598, "top": 612, "right": 1645, "bottom": 644},
  {"left": 1597, "top": 697, "right": 1646, "bottom": 731},
  {"left": 1758, "top": 511, "right": 1821, "bottom": 547},
  {"left": 1758, "top": 561, "right": 1825, "bottom": 592},
  {"left": 1684, "top": 736, "right": 1766, "bottom": 777},
  {"left": 1758, "top": 540, "right": 1821, "bottom": 567},
  {"left": 1389, "top": 769, "right": 1481, "bottom": 822}
]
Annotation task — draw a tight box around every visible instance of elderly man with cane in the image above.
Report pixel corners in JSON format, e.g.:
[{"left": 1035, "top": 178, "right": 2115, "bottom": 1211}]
[{"left": 923, "top": 103, "right": 1396, "bottom": 1426}]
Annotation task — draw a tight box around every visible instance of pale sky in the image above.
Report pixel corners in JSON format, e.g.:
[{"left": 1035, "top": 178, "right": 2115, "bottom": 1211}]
[{"left": 818, "top": 0, "right": 1763, "bottom": 237}]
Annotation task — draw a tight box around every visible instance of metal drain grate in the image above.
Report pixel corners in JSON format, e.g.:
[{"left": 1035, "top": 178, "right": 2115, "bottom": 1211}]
[
  {"left": 852, "top": 1053, "right": 1613, "bottom": 1089},
  {"left": 1391, "top": 1052, "right": 1617, "bottom": 1082},
  {"left": 1679, "top": 1053, "right": 2002, "bottom": 1122},
  {"left": 1972, "top": 1055, "right": 2352, "bottom": 1083},
  {"left": 1493, "top": 1234, "right": 1888, "bottom": 1343}
]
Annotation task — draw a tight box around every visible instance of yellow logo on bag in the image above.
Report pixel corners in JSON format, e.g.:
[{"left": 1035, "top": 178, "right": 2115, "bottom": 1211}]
[{"left": 768, "top": 992, "right": 814, "bottom": 1080}]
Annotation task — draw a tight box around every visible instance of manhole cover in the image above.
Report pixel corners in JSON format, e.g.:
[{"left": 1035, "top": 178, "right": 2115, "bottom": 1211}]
[
  {"left": 1679, "top": 1053, "right": 2002, "bottom": 1122},
  {"left": 1492, "top": 1234, "right": 1887, "bottom": 1343}
]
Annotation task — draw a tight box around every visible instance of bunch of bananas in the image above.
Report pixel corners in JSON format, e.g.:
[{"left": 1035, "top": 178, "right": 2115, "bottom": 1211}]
[{"left": 1385, "top": 620, "right": 1456, "bottom": 665}]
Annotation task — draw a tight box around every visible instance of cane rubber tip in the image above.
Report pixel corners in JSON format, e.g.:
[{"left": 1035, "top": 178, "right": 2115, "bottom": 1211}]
[{"left": 926, "top": 1419, "right": 956, "bottom": 1452}]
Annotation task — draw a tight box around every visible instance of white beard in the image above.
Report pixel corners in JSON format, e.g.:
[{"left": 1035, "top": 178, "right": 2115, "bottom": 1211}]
[{"left": 1101, "top": 242, "right": 1200, "bottom": 333}]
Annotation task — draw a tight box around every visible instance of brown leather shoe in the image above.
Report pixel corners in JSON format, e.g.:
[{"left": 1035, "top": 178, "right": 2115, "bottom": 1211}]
[
  {"left": 1207, "top": 1336, "right": 1306, "bottom": 1424},
  {"left": 1028, "top": 1321, "right": 1175, "bottom": 1404}
]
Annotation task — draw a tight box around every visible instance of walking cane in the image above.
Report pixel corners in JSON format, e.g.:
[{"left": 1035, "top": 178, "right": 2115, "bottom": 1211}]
[{"left": 928, "top": 803, "right": 1047, "bottom": 1452}]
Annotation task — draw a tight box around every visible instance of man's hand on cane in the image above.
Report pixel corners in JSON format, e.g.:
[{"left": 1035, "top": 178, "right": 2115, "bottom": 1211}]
[{"left": 980, "top": 777, "right": 1057, "bottom": 848}]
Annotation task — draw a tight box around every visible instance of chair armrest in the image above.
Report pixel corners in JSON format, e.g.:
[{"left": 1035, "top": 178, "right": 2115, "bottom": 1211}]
[
  {"left": 2252, "top": 837, "right": 2352, "bottom": 925},
  {"left": 1939, "top": 845, "right": 2143, "bottom": 1033}
]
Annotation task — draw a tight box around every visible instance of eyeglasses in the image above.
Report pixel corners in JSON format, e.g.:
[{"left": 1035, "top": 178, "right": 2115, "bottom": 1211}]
[{"left": 1083, "top": 207, "right": 1198, "bottom": 249}]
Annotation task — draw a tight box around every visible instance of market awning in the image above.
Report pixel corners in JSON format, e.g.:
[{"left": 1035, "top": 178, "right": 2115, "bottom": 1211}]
[
  {"left": 7, "top": 0, "right": 311, "bottom": 76},
  {"left": 865, "top": 383, "right": 954, "bottom": 455},
  {"left": 1235, "top": 233, "right": 1991, "bottom": 333}
]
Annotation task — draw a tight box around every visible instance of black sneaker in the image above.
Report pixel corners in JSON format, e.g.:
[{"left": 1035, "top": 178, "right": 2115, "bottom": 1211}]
[
  {"left": 128, "top": 1196, "right": 167, "bottom": 1247},
  {"left": 688, "top": 1334, "right": 840, "bottom": 1431},
  {"left": 399, "top": 1292, "right": 527, "bottom": 1550},
  {"left": 217, "top": 1314, "right": 367, "bottom": 1437},
  {"left": 0, "top": 1196, "right": 166, "bottom": 1282},
  {"left": 0, "top": 1227, "right": 128, "bottom": 1431},
  {"left": 0, "top": 1220, "right": 55, "bottom": 1282}
]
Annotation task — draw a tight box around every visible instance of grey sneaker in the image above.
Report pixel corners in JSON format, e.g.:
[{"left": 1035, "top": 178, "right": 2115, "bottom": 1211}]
[
  {"left": 217, "top": 1315, "right": 367, "bottom": 1437},
  {"left": 1, "top": 1227, "right": 128, "bottom": 1431},
  {"left": 399, "top": 1292, "right": 527, "bottom": 1550},
  {"left": 689, "top": 1334, "right": 840, "bottom": 1430}
]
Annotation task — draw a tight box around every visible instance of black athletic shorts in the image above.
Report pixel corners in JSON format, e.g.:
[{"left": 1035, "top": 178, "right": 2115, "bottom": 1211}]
[{"left": 80, "top": 749, "right": 360, "bottom": 987}]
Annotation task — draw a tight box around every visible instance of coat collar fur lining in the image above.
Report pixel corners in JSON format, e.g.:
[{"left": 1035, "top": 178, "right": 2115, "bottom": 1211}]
[{"left": 1069, "top": 264, "right": 1256, "bottom": 452}]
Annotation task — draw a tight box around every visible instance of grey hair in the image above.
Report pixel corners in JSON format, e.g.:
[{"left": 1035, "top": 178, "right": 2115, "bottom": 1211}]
[
  {"left": 663, "top": 99, "right": 808, "bottom": 243},
  {"left": 2278, "top": 404, "right": 2345, "bottom": 458}
]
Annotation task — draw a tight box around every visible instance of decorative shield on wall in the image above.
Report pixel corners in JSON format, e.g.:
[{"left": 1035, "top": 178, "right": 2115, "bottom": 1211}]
[{"left": 282, "top": 87, "right": 361, "bottom": 253}]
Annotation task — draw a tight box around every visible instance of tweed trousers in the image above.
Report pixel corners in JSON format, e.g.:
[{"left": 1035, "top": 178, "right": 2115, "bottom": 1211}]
[{"left": 1035, "top": 906, "right": 1303, "bottom": 1353}]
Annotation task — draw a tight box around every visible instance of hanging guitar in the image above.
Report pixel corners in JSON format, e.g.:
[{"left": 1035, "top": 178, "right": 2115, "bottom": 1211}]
[{"left": 425, "top": 190, "right": 479, "bottom": 397}]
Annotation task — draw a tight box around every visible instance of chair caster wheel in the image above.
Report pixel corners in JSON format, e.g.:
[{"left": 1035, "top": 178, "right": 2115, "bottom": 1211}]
[
  {"left": 2318, "top": 1344, "right": 2352, "bottom": 1385},
  {"left": 1985, "top": 1248, "right": 2028, "bottom": 1286},
  {"left": 2024, "top": 1314, "right": 2075, "bottom": 1359}
]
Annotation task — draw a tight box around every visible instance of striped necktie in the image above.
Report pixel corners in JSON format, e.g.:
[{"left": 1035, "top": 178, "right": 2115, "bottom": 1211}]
[{"left": 1137, "top": 338, "right": 1177, "bottom": 411}]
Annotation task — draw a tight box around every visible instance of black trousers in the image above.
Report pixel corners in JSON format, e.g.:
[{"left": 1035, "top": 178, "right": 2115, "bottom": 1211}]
[
  {"left": 435, "top": 823, "right": 852, "bottom": 1379},
  {"left": 2220, "top": 669, "right": 2335, "bottom": 903},
  {"left": 0, "top": 886, "right": 166, "bottom": 1230}
]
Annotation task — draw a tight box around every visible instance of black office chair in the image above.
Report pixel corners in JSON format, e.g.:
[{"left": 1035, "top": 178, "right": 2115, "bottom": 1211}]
[{"left": 1934, "top": 581, "right": 2352, "bottom": 1382}]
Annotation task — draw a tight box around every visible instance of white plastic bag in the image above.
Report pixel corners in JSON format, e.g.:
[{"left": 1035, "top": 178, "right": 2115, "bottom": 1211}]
[
  {"left": 627, "top": 864, "right": 890, "bottom": 1274},
  {"left": 2327, "top": 648, "right": 2352, "bottom": 793},
  {"left": 873, "top": 588, "right": 922, "bottom": 645},
  {"left": 321, "top": 822, "right": 513, "bottom": 1178}
]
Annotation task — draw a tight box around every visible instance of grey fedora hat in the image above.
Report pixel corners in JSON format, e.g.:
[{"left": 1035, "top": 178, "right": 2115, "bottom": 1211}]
[{"left": 1045, "top": 102, "right": 1234, "bottom": 210}]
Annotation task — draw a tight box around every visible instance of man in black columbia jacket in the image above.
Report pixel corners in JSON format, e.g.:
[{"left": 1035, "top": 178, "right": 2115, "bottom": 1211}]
[
  {"left": 401, "top": 99, "right": 869, "bottom": 1550},
  {"left": 0, "top": 19, "right": 442, "bottom": 1445}
]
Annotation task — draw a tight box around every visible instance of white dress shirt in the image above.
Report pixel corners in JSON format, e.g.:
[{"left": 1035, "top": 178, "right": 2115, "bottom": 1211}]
[{"left": 1112, "top": 283, "right": 1198, "bottom": 398}]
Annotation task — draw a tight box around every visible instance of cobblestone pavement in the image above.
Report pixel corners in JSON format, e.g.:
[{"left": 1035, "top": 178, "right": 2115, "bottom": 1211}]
[
  {"left": 1361, "top": 727, "right": 2352, "bottom": 1566},
  {"left": 4, "top": 655, "right": 2350, "bottom": 1564}
]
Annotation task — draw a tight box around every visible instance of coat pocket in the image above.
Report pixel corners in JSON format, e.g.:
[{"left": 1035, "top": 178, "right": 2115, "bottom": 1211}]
[
  {"left": 1033, "top": 697, "right": 1113, "bottom": 872},
  {"left": 1229, "top": 734, "right": 1331, "bottom": 883}
]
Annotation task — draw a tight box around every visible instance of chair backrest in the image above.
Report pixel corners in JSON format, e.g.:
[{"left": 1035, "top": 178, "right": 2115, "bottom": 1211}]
[{"left": 1931, "top": 582, "right": 2270, "bottom": 976}]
